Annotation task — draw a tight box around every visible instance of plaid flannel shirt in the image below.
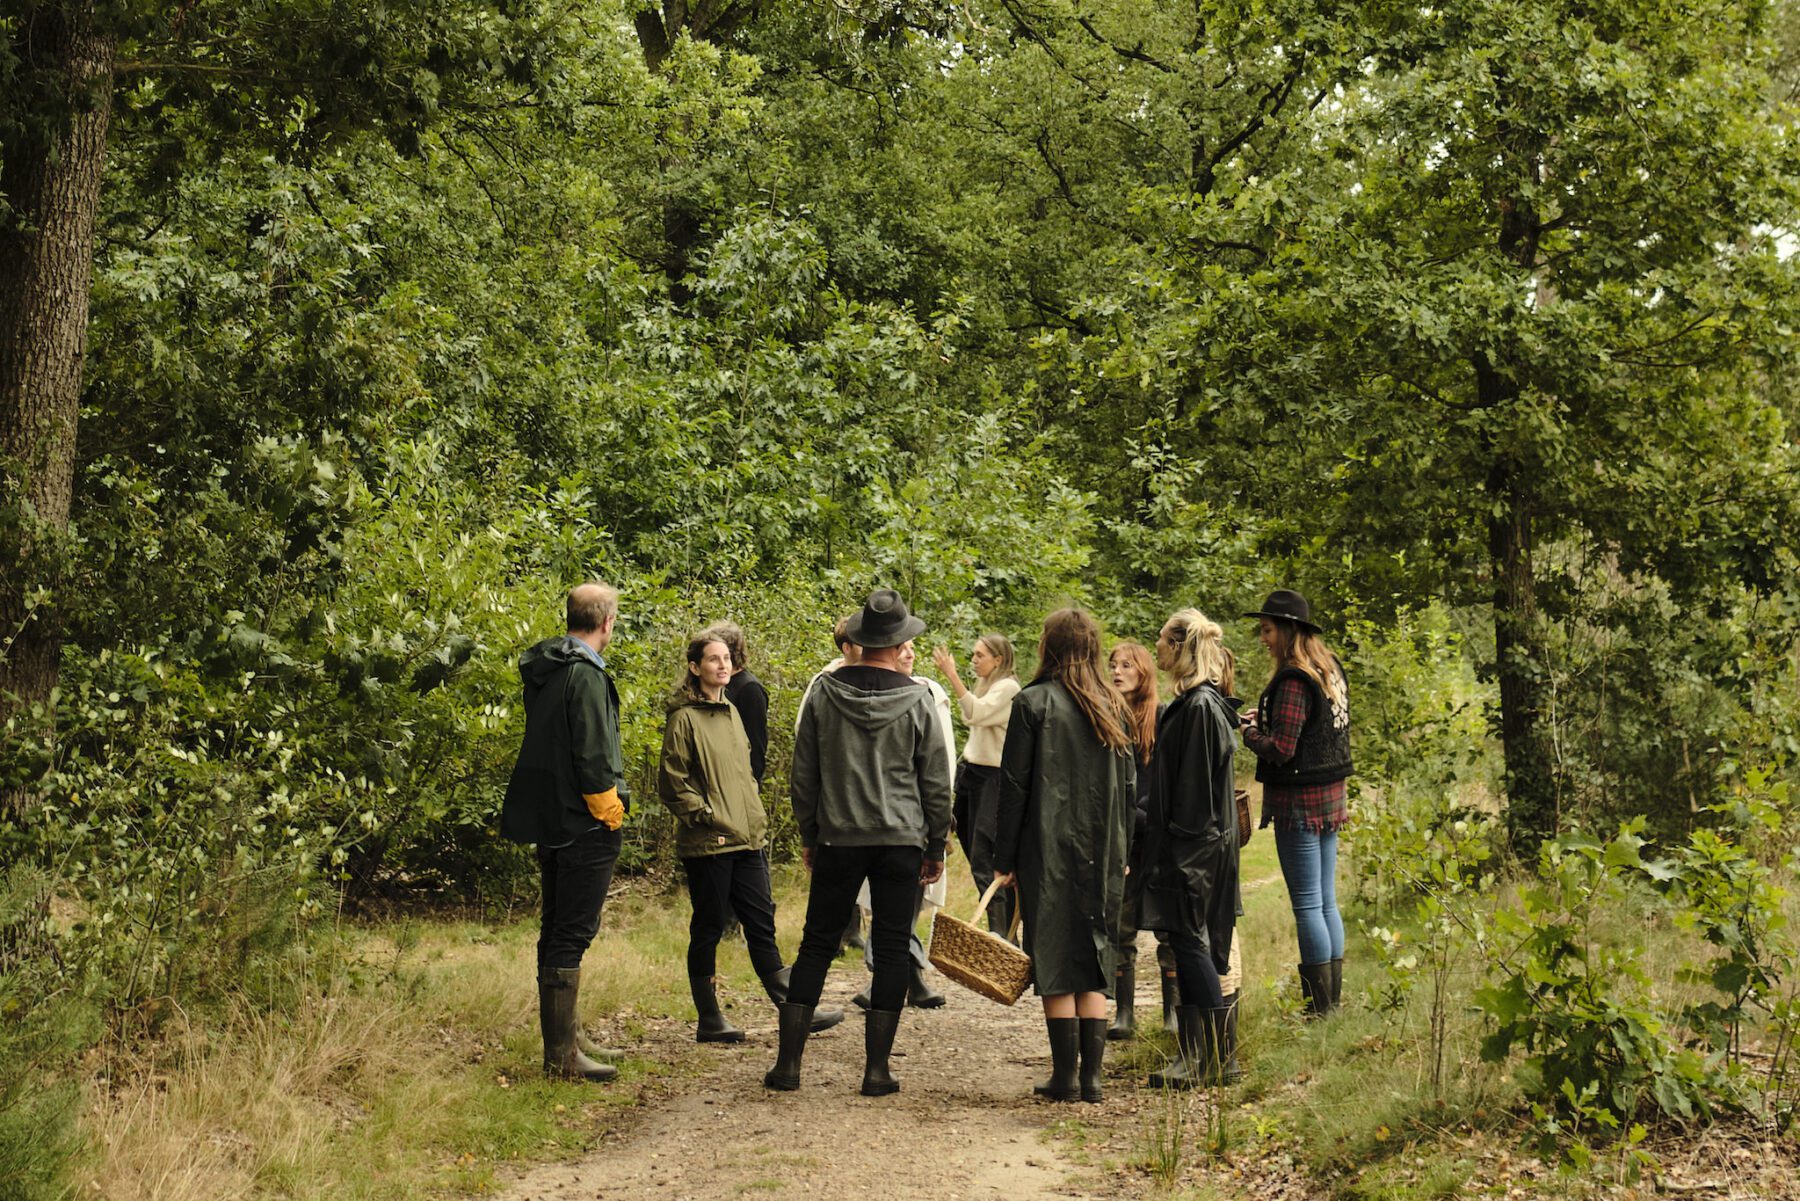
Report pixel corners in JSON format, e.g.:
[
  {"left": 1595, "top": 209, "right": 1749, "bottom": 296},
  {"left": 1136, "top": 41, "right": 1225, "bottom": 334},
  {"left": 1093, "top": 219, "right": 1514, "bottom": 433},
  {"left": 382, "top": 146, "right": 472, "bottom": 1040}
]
[{"left": 1245, "top": 677, "right": 1348, "bottom": 835}]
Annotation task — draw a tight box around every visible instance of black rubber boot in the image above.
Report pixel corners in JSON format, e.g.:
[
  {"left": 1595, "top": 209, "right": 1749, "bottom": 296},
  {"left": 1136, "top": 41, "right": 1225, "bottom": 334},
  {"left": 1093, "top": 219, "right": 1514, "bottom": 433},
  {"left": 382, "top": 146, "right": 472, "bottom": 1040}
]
[
  {"left": 1215, "top": 991, "right": 1242, "bottom": 1084},
  {"left": 1160, "top": 970, "right": 1180, "bottom": 1034},
  {"left": 1033, "top": 1017, "right": 1080, "bottom": 1101},
  {"left": 1146, "top": 1005, "right": 1204, "bottom": 1090},
  {"left": 760, "top": 967, "right": 844, "bottom": 1033},
  {"left": 540, "top": 969, "right": 617, "bottom": 1082},
  {"left": 762, "top": 1002, "right": 813, "bottom": 1091},
  {"left": 1107, "top": 962, "right": 1136, "bottom": 1040},
  {"left": 907, "top": 963, "right": 946, "bottom": 1009},
  {"left": 691, "top": 973, "right": 745, "bottom": 1043},
  {"left": 860, "top": 1009, "right": 902, "bottom": 1096},
  {"left": 1078, "top": 1017, "right": 1108, "bottom": 1102},
  {"left": 1298, "top": 962, "right": 1333, "bottom": 1018},
  {"left": 1330, "top": 957, "right": 1344, "bottom": 1011}
]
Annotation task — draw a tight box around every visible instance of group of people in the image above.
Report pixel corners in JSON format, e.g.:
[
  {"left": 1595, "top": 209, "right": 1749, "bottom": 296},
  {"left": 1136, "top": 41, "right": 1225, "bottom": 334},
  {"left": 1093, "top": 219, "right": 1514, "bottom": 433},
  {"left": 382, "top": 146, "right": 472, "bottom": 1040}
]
[{"left": 499, "top": 582, "right": 1352, "bottom": 1100}]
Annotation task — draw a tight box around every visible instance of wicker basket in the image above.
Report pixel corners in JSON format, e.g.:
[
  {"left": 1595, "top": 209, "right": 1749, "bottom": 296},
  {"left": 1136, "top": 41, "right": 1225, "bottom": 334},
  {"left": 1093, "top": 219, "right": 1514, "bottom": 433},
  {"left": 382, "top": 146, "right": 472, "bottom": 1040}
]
[{"left": 929, "top": 879, "right": 1031, "bottom": 1006}]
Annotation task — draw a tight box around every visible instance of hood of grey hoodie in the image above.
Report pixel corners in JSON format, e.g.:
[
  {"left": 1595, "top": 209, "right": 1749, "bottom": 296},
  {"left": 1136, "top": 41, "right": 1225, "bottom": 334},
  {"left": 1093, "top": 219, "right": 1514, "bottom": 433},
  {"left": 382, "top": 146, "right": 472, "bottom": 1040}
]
[{"left": 811, "top": 667, "right": 929, "bottom": 731}]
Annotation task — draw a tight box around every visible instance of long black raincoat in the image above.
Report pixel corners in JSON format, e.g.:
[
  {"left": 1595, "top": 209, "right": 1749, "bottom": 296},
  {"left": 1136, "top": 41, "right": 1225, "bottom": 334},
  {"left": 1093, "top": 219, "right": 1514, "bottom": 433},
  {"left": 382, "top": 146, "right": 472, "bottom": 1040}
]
[
  {"left": 1139, "top": 682, "right": 1241, "bottom": 972},
  {"left": 994, "top": 679, "right": 1135, "bottom": 997}
]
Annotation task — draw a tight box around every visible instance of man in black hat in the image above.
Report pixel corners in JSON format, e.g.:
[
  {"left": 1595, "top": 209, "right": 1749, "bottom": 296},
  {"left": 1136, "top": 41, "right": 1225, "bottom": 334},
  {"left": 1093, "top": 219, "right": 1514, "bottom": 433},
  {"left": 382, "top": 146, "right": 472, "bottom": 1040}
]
[{"left": 763, "top": 589, "right": 954, "bottom": 1097}]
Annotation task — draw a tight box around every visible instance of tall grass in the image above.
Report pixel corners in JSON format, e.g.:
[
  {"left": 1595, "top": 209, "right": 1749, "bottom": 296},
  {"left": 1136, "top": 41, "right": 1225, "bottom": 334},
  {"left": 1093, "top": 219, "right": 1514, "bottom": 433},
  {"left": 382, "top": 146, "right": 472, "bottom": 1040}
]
[
  {"left": 73, "top": 880, "right": 727, "bottom": 1201},
  {"left": 69, "top": 856, "right": 940, "bottom": 1200}
]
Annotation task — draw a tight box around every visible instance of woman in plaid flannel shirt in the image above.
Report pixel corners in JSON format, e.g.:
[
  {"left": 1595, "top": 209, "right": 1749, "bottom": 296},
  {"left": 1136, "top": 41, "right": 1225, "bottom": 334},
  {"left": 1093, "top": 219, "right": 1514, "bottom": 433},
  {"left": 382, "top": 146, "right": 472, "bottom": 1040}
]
[{"left": 1240, "top": 590, "right": 1352, "bottom": 1017}]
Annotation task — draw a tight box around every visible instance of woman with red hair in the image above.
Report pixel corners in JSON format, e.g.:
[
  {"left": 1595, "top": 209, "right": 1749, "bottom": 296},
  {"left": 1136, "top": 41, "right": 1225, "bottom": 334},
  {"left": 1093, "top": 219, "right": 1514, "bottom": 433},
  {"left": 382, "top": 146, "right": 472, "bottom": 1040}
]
[{"left": 1104, "top": 641, "right": 1179, "bottom": 1040}]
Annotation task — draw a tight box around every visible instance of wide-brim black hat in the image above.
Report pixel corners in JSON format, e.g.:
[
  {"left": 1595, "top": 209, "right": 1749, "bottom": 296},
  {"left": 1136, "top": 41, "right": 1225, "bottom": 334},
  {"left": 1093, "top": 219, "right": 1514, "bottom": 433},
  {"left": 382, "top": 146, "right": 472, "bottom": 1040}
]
[
  {"left": 845, "top": 588, "right": 926, "bottom": 649},
  {"left": 1244, "top": 589, "right": 1322, "bottom": 633}
]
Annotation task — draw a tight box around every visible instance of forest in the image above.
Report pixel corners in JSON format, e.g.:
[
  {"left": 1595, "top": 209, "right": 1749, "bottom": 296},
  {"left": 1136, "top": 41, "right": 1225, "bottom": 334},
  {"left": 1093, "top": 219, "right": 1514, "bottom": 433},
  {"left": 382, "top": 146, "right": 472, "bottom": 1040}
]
[{"left": 3, "top": 2, "right": 1799, "bottom": 1198}]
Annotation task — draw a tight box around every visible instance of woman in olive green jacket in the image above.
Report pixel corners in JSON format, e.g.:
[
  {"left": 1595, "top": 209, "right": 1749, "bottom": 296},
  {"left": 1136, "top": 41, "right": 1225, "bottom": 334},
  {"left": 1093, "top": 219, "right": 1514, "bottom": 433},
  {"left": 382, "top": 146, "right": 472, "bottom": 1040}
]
[{"left": 660, "top": 634, "right": 843, "bottom": 1044}]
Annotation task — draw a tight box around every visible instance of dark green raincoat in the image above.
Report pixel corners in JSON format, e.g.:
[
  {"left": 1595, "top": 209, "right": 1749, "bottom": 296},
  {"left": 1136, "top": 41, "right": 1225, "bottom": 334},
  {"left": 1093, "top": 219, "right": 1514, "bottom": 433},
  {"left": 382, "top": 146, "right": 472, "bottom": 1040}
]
[
  {"left": 994, "top": 679, "right": 1135, "bottom": 997},
  {"left": 500, "top": 636, "right": 628, "bottom": 847}
]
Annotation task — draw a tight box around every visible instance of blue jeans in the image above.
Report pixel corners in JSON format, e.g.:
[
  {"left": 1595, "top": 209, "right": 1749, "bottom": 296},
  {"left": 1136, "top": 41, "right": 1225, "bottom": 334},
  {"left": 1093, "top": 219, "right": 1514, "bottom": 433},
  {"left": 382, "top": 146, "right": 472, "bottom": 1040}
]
[{"left": 1274, "top": 826, "right": 1344, "bottom": 966}]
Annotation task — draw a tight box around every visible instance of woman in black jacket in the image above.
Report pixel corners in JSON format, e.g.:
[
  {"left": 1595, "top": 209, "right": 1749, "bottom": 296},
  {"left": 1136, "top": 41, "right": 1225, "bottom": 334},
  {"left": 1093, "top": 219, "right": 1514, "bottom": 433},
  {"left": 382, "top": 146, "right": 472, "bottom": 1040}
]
[
  {"left": 993, "top": 609, "right": 1136, "bottom": 1103},
  {"left": 1140, "top": 608, "right": 1241, "bottom": 1087}
]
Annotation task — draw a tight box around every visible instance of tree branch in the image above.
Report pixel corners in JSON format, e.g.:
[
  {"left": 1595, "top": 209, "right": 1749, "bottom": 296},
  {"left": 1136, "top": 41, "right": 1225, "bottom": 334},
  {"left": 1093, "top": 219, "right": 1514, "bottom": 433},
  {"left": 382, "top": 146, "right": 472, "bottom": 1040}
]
[{"left": 1071, "top": 14, "right": 1175, "bottom": 73}]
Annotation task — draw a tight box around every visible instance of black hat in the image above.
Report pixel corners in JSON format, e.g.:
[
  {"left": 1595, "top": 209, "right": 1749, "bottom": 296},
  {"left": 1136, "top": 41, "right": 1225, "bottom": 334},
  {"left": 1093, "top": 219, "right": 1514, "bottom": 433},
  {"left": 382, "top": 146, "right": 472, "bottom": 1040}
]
[
  {"left": 845, "top": 589, "right": 926, "bottom": 649},
  {"left": 1244, "top": 589, "right": 1322, "bottom": 633}
]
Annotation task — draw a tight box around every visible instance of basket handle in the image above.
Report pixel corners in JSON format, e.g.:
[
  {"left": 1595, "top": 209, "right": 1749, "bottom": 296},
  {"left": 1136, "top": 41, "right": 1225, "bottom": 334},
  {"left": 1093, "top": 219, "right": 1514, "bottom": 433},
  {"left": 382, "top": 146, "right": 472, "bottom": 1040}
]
[{"left": 970, "top": 877, "right": 1024, "bottom": 943}]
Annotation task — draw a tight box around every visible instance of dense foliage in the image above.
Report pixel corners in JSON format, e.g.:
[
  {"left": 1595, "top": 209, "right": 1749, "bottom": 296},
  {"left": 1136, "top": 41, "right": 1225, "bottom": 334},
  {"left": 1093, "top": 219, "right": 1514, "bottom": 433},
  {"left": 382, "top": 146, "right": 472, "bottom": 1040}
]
[{"left": 3, "top": 0, "right": 1799, "bottom": 1191}]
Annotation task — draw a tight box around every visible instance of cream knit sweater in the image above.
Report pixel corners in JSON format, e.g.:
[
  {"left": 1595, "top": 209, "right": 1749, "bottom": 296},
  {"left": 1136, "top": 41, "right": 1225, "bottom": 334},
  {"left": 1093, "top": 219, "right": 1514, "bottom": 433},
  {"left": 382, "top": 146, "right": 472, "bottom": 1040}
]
[{"left": 958, "top": 675, "right": 1021, "bottom": 767}]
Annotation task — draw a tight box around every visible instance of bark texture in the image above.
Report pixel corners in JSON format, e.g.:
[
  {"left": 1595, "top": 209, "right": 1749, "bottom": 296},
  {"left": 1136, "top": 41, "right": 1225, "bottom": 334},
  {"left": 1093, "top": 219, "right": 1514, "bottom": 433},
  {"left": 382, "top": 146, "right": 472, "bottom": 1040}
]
[{"left": 0, "top": 3, "right": 116, "bottom": 756}]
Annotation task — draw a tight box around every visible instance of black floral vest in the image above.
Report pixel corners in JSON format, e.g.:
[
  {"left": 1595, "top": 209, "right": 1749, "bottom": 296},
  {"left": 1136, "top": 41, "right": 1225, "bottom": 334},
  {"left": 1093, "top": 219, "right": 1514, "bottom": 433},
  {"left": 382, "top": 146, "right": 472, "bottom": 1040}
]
[{"left": 1253, "top": 663, "right": 1352, "bottom": 786}]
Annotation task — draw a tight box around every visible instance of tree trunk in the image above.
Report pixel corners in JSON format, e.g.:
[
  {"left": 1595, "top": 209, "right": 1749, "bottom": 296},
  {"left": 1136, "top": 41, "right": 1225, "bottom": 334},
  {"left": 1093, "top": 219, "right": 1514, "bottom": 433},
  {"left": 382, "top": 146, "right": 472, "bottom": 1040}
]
[
  {"left": 632, "top": 1, "right": 763, "bottom": 303},
  {"left": 0, "top": 4, "right": 116, "bottom": 789},
  {"left": 1480, "top": 364, "right": 1558, "bottom": 855}
]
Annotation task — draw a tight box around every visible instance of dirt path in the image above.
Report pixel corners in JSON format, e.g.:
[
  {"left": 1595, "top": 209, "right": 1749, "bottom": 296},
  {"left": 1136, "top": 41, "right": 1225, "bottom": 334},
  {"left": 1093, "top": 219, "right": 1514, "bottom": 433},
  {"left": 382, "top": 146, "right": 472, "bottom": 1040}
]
[
  {"left": 501, "top": 856, "right": 1798, "bottom": 1201},
  {"left": 503, "top": 943, "right": 1235, "bottom": 1201}
]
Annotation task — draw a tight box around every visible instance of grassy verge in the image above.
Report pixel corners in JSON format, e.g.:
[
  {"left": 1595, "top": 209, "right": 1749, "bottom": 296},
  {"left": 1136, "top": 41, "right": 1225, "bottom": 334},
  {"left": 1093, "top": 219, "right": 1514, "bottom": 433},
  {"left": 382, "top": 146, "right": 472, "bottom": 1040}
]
[
  {"left": 68, "top": 826, "right": 1800, "bottom": 1200},
  {"left": 1172, "top": 822, "right": 1800, "bottom": 1201},
  {"left": 74, "top": 873, "right": 794, "bottom": 1200}
]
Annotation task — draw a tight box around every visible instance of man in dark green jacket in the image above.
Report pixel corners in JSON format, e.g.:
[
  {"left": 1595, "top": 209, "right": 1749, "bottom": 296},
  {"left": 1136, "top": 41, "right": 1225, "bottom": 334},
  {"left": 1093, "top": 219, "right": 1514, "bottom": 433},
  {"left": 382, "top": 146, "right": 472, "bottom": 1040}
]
[{"left": 502, "top": 582, "right": 630, "bottom": 1082}]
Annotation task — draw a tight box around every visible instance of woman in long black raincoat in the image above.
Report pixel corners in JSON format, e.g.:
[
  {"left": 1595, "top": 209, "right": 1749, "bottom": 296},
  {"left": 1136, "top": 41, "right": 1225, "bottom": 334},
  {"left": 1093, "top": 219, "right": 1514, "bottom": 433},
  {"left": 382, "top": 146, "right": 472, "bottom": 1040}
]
[
  {"left": 993, "top": 608, "right": 1135, "bottom": 1104},
  {"left": 1140, "top": 608, "right": 1242, "bottom": 1088}
]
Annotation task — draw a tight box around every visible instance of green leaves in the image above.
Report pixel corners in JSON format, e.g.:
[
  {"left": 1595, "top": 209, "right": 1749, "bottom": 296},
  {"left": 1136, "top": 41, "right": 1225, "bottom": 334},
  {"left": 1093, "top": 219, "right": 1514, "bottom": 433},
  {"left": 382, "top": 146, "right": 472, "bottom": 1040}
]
[{"left": 1469, "top": 804, "right": 1794, "bottom": 1166}]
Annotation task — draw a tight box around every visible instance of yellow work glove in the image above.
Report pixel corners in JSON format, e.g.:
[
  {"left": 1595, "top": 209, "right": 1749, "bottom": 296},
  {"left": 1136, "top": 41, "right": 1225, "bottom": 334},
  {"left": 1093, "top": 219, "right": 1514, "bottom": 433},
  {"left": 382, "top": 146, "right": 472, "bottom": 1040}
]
[{"left": 583, "top": 787, "right": 624, "bottom": 830}]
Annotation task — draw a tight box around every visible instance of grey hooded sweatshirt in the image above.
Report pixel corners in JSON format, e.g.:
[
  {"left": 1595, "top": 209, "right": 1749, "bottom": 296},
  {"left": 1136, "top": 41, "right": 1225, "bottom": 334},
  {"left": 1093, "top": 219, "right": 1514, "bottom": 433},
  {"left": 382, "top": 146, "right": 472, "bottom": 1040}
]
[{"left": 791, "top": 666, "right": 954, "bottom": 858}]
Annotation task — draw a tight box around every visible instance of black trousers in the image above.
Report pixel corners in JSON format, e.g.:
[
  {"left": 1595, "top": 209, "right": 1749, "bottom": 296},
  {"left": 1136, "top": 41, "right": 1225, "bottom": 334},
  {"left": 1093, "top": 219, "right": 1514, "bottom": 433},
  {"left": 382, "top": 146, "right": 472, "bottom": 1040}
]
[
  {"left": 787, "top": 844, "right": 923, "bottom": 1013},
  {"left": 536, "top": 825, "right": 623, "bottom": 974},
  {"left": 683, "top": 849, "right": 783, "bottom": 980},
  {"left": 863, "top": 881, "right": 931, "bottom": 972},
  {"left": 1116, "top": 854, "right": 1178, "bottom": 974},
  {"left": 954, "top": 763, "right": 1015, "bottom": 935},
  {"left": 1169, "top": 928, "right": 1226, "bottom": 1009}
]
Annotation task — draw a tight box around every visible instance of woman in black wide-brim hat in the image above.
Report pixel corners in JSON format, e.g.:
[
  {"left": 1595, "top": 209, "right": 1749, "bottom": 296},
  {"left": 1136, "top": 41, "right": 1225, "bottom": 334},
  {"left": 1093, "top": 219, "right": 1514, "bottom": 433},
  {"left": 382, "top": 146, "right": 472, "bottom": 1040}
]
[{"left": 1240, "top": 589, "right": 1352, "bottom": 1017}]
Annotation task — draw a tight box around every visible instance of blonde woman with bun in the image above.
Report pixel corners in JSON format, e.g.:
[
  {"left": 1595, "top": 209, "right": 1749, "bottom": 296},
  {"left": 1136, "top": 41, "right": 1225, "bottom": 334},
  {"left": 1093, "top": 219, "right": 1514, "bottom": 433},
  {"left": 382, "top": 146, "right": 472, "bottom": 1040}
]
[{"left": 1139, "top": 609, "right": 1242, "bottom": 1087}]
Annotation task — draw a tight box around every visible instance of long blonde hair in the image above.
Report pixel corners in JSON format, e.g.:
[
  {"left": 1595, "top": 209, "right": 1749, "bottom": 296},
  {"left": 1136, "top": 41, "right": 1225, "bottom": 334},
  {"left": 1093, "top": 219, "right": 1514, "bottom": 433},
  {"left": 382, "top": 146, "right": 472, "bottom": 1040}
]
[
  {"left": 1269, "top": 622, "right": 1347, "bottom": 710},
  {"left": 1163, "top": 608, "right": 1229, "bottom": 695},
  {"left": 975, "top": 632, "right": 1017, "bottom": 689}
]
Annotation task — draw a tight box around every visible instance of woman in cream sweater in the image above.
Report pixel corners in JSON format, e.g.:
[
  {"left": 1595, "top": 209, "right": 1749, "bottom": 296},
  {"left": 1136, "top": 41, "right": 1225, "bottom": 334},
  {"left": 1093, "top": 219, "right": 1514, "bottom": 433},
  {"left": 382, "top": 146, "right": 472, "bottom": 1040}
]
[{"left": 933, "top": 633, "right": 1021, "bottom": 936}]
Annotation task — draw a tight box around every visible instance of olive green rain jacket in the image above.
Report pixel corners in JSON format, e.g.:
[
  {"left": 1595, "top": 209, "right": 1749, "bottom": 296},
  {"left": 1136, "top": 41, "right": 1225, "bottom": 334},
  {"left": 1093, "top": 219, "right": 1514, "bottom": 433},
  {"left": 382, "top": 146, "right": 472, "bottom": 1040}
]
[{"left": 658, "top": 690, "right": 767, "bottom": 859}]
